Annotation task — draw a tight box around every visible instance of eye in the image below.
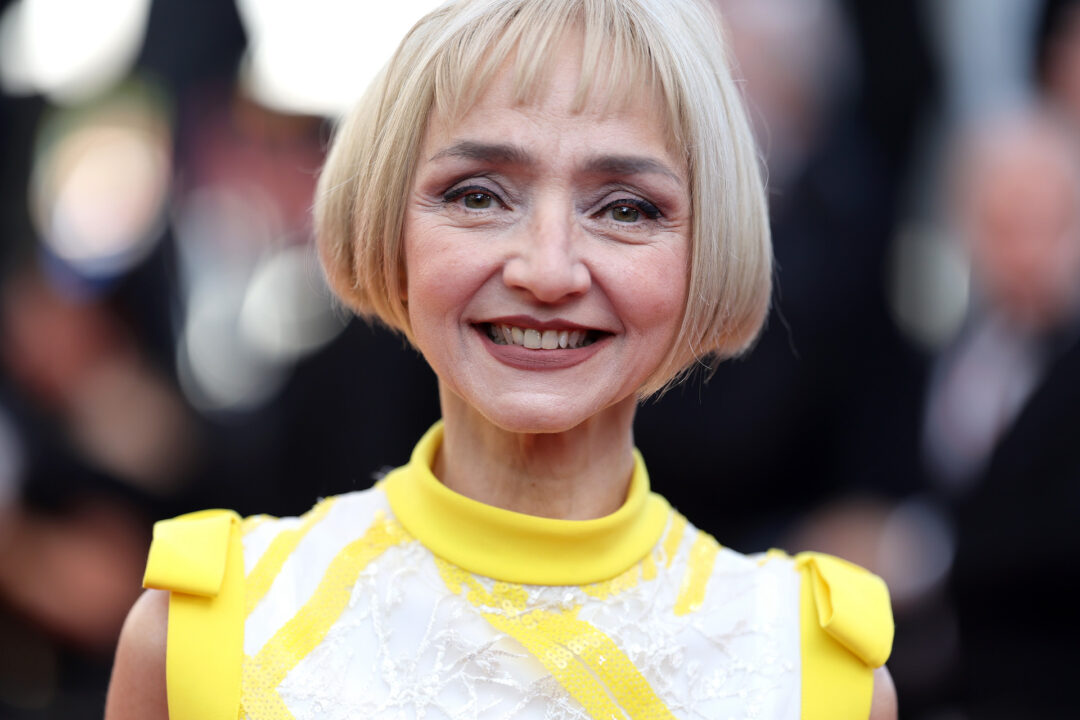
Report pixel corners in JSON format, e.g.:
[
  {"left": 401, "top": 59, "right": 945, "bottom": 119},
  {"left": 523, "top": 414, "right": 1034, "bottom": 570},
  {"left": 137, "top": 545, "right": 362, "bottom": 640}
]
[
  {"left": 597, "top": 198, "right": 662, "bottom": 224},
  {"left": 609, "top": 204, "right": 640, "bottom": 223},
  {"left": 443, "top": 184, "right": 505, "bottom": 211},
  {"left": 463, "top": 192, "right": 493, "bottom": 209}
]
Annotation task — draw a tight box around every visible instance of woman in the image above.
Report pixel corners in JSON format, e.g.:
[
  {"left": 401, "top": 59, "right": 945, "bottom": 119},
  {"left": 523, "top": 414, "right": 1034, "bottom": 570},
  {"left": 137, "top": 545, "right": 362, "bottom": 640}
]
[{"left": 107, "top": 0, "right": 896, "bottom": 718}]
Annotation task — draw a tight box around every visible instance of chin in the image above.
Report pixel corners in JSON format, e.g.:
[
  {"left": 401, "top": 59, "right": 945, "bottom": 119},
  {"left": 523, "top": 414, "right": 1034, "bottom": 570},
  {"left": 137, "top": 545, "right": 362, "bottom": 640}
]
[{"left": 478, "top": 394, "right": 607, "bottom": 435}]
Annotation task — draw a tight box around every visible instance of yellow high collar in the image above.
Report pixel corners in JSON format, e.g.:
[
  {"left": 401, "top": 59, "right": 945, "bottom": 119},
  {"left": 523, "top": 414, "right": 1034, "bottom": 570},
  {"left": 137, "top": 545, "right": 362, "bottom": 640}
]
[{"left": 381, "top": 422, "right": 670, "bottom": 586}]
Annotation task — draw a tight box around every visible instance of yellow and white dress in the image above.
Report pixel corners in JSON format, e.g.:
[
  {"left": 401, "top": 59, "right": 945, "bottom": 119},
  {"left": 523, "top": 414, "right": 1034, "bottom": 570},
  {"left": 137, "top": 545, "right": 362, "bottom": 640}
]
[{"left": 144, "top": 423, "right": 893, "bottom": 720}]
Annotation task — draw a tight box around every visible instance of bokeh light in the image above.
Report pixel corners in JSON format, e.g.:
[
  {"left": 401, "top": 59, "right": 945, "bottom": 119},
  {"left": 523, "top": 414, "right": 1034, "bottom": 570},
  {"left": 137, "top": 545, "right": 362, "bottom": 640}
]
[
  {"left": 236, "top": 0, "right": 444, "bottom": 116},
  {"left": 28, "top": 88, "right": 171, "bottom": 281},
  {"left": 0, "top": 0, "right": 150, "bottom": 103}
]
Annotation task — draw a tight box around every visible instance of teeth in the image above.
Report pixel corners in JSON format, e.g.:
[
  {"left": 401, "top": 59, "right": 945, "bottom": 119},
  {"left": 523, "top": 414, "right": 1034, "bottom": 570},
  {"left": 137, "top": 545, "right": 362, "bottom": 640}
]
[{"left": 486, "top": 324, "right": 596, "bottom": 350}]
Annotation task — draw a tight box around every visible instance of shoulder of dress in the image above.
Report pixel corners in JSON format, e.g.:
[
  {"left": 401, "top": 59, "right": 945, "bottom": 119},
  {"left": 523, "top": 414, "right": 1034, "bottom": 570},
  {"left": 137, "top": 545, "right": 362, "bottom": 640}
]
[
  {"left": 143, "top": 509, "right": 241, "bottom": 596},
  {"left": 793, "top": 550, "right": 894, "bottom": 669},
  {"left": 243, "top": 487, "right": 394, "bottom": 560},
  {"left": 141, "top": 509, "right": 247, "bottom": 720},
  {"left": 142, "top": 487, "right": 395, "bottom": 596},
  {"left": 246, "top": 487, "right": 392, "bottom": 535}
]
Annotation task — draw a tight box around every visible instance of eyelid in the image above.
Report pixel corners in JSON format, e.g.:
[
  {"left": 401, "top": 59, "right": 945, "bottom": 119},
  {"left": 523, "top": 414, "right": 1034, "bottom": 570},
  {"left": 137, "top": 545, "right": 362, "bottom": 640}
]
[{"left": 443, "top": 182, "right": 509, "bottom": 209}]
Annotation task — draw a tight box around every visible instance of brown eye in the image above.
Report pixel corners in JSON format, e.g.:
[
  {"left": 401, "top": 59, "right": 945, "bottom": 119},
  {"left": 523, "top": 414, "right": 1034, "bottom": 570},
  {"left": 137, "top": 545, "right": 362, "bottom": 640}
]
[
  {"left": 463, "top": 192, "right": 493, "bottom": 209},
  {"left": 610, "top": 204, "right": 640, "bottom": 222}
]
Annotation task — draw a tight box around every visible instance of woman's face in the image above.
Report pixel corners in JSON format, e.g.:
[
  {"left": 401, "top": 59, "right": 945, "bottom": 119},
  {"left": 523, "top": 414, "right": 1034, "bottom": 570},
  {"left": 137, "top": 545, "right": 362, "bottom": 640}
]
[{"left": 404, "top": 39, "right": 691, "bottom": 434}]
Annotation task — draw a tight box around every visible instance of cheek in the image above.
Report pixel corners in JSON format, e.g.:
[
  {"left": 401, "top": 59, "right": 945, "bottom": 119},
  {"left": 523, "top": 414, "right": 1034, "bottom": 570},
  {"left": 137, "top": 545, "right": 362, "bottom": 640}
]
[
  {"left": 405, "top": 219, "right": 459, "bottom": 303},
  {"left": 616, "top": 243, "right": 690, "bottom": 335},
  {"left": 404, "top": 220, "right": 494, "bottom": 331}
]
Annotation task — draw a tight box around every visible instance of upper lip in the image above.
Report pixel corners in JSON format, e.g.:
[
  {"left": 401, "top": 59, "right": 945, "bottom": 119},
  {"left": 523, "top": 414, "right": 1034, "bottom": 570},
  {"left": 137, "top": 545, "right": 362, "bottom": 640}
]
[{"left": 478, "top": 315, "right": 608, "bottom": 332}]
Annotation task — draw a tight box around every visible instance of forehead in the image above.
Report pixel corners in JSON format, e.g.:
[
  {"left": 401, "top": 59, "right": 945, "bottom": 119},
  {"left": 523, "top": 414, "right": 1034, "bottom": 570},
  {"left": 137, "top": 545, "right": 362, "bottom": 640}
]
[
  {"left": 421, "top": 33, "right": 682, "bottom": 173},
  {"left": 426, "top": 16, "right": 682, "bottom": 143}
]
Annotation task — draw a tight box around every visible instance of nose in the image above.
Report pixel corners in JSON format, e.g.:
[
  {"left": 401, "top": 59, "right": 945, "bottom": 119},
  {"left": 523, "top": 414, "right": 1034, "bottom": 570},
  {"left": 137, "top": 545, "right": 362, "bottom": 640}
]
[{"left": 502, "top": 203, "right": 591, "bottom": 303}]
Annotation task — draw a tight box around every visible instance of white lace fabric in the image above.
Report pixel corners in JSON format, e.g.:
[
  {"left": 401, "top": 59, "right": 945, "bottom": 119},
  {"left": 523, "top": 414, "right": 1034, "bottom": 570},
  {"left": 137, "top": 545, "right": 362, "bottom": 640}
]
[{"left": 239, "top": 489, "right": 801, "bottom": 720}]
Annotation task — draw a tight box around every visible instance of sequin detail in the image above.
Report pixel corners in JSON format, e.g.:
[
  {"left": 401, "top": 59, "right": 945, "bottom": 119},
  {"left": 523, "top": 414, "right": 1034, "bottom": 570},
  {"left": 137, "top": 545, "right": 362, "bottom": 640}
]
[
  {"left": 673, "top": 530, "right": 720, "bottom": 616},
  {"left": 244, "top": 498, "right": 337, "bottom": 616},
  {"left": 661, "top": 512, "right": 687, "bottom": 568},
  {"left": 581, "top": 513, "right": 686, "bottom": 600},
  {"left": 582, "top": 560, "right": 646, "bottom": 601},
  {"left": 241, "top": 511, "right": 410, "bottom": 720},
  {"left": 437, "top": 558, "right": 677, "bottom": 720}
]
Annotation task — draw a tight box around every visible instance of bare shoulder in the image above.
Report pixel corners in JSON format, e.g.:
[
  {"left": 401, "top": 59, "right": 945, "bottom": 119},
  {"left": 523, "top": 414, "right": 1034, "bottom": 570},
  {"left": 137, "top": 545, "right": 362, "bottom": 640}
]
[
  {"left": 869, "top": 665, "right": 897, "bottom": 720},
  {"left": 105, "top": 589, "right": 169, "bottom": 720}
]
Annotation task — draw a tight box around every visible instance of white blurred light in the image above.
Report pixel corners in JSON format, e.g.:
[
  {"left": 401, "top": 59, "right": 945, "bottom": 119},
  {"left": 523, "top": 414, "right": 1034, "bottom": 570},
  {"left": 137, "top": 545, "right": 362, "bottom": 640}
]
[
  {"left": 235, "top": 0, "right": 443, "bottom": 116},
  {"left": 0, "top": 0, "right": 150, "bottom": 103},
  {"left": 178, "top": 282, "right": 287, "bottom": 414},
  {"left": 33, "top": 122, "right": 170, "bottom": 278},
  {"left": 239, "top": 245, "right": 345, "bottom": 361}
]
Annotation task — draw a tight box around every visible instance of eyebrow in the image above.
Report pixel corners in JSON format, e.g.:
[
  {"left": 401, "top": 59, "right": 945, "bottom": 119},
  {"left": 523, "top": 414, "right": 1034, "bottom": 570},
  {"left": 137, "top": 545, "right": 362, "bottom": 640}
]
[
  {"left": 430, "top": 141, "right": 532, "bottom": 165},
  {"left": 581, "top": 155, "right": 682, "bottom": 183},
  {"left": 430, "top": 141, "right": 681, "bottom": 182}
]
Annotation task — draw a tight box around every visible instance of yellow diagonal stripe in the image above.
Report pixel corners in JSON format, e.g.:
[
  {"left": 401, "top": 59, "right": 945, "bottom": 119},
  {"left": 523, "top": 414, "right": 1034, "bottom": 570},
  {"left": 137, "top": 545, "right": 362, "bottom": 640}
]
[
  {"left": 244, "top": 498, "right": 336, "bottom": 616},
  {"left": 582, "top": 561, "right": 642, "bottom": 601},
  {"left": 437, "top": 558, "right": 676, "bottom": 720},
  {"left": 242, "top": 514, "right": 272, "bottom": 537},
  {"left": 483, "top": 608, "right": 626, "bottom": 720},
  {"left": 661, "top": 512, "right": 688, "bottom": 568},
  {"left": 581, "top": 510, "right": 677, "bottom": 599},
  {"left": 530, "top": 609, "right": 677, "bottom": 720},
  {"left": 242, "top": 511, "right": 410, "bottom": 720},
  {"left": 673, "top": 530, "right": 720, "bottom": 616}
]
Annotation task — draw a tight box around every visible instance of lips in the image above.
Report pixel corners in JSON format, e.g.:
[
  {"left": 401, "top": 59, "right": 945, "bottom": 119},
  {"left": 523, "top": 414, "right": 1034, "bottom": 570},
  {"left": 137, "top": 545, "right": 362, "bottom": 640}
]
[{"left": 473, "top": 317, "right": 611, "bottom": 369}]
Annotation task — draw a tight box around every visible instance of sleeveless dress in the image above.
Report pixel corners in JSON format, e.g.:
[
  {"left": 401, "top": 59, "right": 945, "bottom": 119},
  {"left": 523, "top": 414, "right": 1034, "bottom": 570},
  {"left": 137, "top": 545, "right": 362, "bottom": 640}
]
[{"left": 143, "top": 422, "right": 893, "bottom": 720}]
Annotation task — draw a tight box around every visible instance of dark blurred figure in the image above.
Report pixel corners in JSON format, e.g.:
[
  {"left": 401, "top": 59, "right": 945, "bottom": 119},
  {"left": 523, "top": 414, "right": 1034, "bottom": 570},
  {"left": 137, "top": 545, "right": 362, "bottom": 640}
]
[
  {"left": 799, "top": 108, "right": 1080, "bottom": 718},
  {"left": 0, "top": 257, "right": 196, "bottom": 716},
  {"left": 1036, "top": 0, "right": 1080, "bottom": 129},
  {"left": 637, "top": 0, "right": 931, "bottom": 549},
  {"left": 925, "top": 109, "right": 1080, "bottom": 719}
]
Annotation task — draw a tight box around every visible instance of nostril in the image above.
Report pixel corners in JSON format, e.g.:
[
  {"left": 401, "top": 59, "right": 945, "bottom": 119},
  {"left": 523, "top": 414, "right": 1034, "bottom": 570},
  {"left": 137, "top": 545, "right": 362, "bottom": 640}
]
[{"left": 502, "top": 255, "right": 591, "bottom": 303}]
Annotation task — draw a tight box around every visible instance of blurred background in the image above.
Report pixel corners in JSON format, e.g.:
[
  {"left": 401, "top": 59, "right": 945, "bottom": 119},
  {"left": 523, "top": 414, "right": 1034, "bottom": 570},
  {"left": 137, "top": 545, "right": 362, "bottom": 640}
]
[{"left": 0, "top": 0, "right": 1076, "bottom": 718}]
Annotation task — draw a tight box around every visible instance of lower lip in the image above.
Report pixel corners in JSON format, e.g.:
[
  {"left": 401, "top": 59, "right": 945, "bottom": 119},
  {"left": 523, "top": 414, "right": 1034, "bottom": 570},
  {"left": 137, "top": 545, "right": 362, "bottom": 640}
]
[{"left": 477, "top": 327, "right": 608, "bottom": 370}]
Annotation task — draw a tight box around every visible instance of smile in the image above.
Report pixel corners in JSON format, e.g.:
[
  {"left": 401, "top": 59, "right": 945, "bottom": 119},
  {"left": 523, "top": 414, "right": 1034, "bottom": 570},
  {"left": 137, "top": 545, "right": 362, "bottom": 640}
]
[{"left": 483, "top": 323, "right": 602, "bottom": 349}]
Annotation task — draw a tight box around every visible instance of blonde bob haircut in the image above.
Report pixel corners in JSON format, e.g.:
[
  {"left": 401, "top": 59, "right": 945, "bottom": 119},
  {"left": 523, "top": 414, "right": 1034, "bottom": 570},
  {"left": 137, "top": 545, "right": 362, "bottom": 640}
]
[{"left": 315, "top": 0, "right": 772, "bottom": 396}]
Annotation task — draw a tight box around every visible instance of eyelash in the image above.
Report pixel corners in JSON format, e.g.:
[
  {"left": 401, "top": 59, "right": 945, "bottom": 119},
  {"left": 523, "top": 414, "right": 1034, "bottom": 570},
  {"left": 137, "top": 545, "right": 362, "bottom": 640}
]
[
  {"left": 442, "top": 184, "right": 663, "bottom": 223},
  {"left": 442, "top": 184, "right": 506, "bottom": 209},
  {"left": 595, "top": 198, "right": 662, "bottom": 221}
]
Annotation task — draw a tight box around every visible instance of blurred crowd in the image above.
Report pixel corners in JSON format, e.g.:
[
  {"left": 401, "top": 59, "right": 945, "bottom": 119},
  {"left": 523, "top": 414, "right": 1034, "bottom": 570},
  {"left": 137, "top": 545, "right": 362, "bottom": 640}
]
[{"left": 0, "top": 0, "right": 1077, "bottom": 718}]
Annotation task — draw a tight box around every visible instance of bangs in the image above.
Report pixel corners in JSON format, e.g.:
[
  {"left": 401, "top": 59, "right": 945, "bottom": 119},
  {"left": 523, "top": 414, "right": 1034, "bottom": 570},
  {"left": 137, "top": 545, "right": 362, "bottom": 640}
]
[{"left": 429, "top": 0, "right": 683, "bottom": 146}]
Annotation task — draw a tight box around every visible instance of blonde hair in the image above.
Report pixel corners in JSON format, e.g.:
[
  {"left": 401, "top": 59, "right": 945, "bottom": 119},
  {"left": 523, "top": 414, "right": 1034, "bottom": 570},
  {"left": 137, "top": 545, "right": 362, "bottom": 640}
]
[{"left": 315, "top": 0, "right": 771, "bottom": 395}]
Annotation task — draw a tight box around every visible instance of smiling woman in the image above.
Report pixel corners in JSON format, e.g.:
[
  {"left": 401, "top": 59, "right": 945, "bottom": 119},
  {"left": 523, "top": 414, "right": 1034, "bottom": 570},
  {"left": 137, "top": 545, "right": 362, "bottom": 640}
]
[{"left": 105, "top": 1, "right": 895, "bottom": 719}]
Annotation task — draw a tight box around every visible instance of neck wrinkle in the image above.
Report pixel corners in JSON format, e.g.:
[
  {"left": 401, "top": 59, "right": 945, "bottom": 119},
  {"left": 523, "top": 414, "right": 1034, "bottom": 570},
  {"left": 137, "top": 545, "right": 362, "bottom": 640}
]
[{"left": 436, "top": 386, "right": 637, "bottom": 521}]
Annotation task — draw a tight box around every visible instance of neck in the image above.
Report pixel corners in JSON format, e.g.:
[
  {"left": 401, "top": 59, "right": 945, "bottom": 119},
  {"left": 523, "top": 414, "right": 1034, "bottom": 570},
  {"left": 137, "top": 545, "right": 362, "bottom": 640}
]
[{"left": 435, "top": 385, "right": 637, "bottom": 520}]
